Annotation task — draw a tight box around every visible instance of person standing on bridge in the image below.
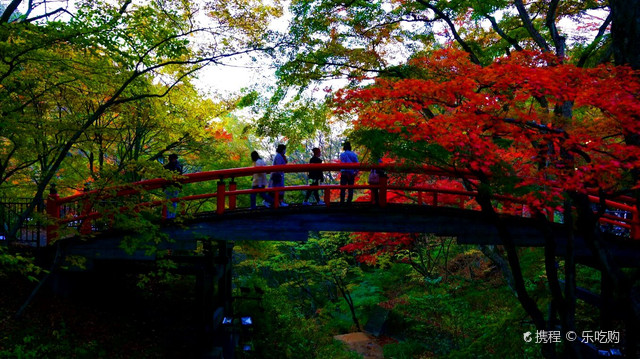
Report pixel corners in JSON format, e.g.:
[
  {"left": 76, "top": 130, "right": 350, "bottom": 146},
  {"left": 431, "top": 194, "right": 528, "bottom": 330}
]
[
  {"left": 339, "top": 141, "right": 359, "bottom": 204},
  {"left": 250, "top": 151, "right": 274, "bottom": 209},
  {"left": 270, "top": 144, "right": 289, "bottom": 207},
  {"left": 163, "top": 154, "right": 183, "bottom": 219},
  {"left": 303, "top": 147, "right": 325, "bottom": 205}
]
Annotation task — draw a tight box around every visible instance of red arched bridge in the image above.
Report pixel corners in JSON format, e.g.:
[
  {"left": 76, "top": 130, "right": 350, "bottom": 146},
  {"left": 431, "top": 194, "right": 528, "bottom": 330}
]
[
  {"left": 42, "top": 163, "right": 640, "bottom": 267},
  {"left": 35, "top": 163, "right": 640, "bottom": 359}
]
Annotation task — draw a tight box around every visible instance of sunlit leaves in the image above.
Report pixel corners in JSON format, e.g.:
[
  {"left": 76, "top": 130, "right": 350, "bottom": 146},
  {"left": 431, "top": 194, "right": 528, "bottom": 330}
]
[
  {"left": 279, "top": 0, "right": 407, "bottom": 86},
  {"left": 206, "top": 0, "right": 282, "bottom": 48}
]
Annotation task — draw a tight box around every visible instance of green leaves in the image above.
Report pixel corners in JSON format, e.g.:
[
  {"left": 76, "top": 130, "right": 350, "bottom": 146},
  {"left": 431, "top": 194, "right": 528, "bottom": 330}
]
[
  {"left": 0, "top": 246, "right": 42, "bottom": 280},
  {"left": 0, "top": 0, "right": 278, "bottom": 207}
]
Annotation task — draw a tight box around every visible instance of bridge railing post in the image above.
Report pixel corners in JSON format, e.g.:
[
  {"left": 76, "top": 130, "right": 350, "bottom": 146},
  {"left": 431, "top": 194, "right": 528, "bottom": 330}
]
[
  {"left": 631, "top": 208, "right": 640, "bottom": 240},
  {"left": 162, "top": 202, "right": 168, "bottom": 219},
  {"left": 229, "top": 179, "right": 237, "bottom": 210},
  {"left": 324, "top": 186, "right": 331, "bottom": 207},
  {"left": 370, "top": 184, "right": 376, "bottom": 204},
  {"left": 379, "top": 175, "right": 387, "bottom": 208},
  {"left": 217, "top": 181, "right": 226, "bottom": 215},
  {"left": 46, "top": 185, "right": 60, "bottom": 245},
  {"left": 273, "top": 190, "right": 280, "bottom": 208},
  {"left": 432, "top": 192, "right": 438, "bottom": 207}
]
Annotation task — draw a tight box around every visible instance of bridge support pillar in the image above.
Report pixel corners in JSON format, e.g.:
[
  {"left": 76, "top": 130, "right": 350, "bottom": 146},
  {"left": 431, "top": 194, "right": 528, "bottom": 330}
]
[
  {"left": 379, "top": 176, "right": 387, "bottom": 208},
  {"left": 200, "top": 240, "right": 234, "bottom": 358},
  {"left": 216, "top": 240, "right": 234, "bottom": 315},
  {"left": 197, "top": 241, "right": 216, "bottom": 334},
  {"left": 324, "top": 187, "right": 331, "bottom": 207}
]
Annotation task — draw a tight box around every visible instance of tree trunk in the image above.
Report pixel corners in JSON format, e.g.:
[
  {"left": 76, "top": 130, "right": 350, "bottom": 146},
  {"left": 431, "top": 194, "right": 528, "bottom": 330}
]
[
  {"left": 609, "top": 0, "right": 640, "bottom": 69},
  {"left": 562, "top": 200, "right": 580, "bottom": 358},
  {"left": 475, "top": 187, "right": 555, "bottom": 358},
  {"left": 335, "top": 277, "right": 361, "bottom": 331},
  {"left": 479, "top": 245, "right": 515, "bottom": 291},
  {"left": 535, "top": 207, "right": 581, "bottom": 358}
]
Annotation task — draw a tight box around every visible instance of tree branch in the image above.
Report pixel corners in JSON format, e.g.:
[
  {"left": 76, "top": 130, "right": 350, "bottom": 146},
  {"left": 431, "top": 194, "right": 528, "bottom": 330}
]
[
  {"left": 416, "top": 0, "right": 481, "bottom": 65},
  {"left": 514, "top": 0, "right": 551, "bottom": 52},
  {"left": 22, "top": 7, "right": 74, "bottom": 23},
  {"left": 485, "top": 14, "right": 523, "bottom": 52},
  {"left": 0, "top": 0, "right": 22, "bottom": 23},
  {"left": 545, "top": 0, "right": 566, "bottom": 56},
  {"left": 148, "top": 135, "right": 190, "bottom": 162},
  {"left": 578, "top": 13, "right": 612, "bottom": 68}
]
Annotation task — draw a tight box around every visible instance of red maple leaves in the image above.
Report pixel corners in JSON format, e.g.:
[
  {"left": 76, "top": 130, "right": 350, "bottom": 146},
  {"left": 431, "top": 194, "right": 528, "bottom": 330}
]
[
  {"left": 336, "top": 48, "right": 640, "bottom": 198},
  {"left": 335, "top": 48, "right": 640, "bottom": 261}
]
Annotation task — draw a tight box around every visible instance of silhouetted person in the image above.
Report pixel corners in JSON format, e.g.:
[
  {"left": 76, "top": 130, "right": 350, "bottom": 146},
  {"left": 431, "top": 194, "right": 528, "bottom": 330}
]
[
  {"left": 339, "top": 141, "right": 358, "bottom": 204},
  {"left": 270, "top": 144, "right": 288, "bottom": 206},
  {"left": 250, "top": 151, "right": 274, "bottom": 209},
  {"left": 163, "top": 154, "right": 183, "bottom": 218},
  {"left": 303, "top": 147, "right": 325, "bottom": 205},
  {"left": 164, "top": 154, "right": 183, "bottom": 174}
]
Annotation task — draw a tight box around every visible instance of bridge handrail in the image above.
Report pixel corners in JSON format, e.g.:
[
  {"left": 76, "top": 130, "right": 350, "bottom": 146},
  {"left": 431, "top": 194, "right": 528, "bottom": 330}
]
[
  {"left": 45, "top": 163, "right": 639, "bottom": 243},
  {"left": 52, "top": 183, "right": 638, "bottom": 231},
  {"left": 53, "top": 164, "right": 469, "bottom": 205}
]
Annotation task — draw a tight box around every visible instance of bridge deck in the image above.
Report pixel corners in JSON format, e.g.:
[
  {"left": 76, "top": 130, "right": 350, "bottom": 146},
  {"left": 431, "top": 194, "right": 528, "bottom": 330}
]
[{"left": 59, "top": 203, "right": 640, "bottom": 268}]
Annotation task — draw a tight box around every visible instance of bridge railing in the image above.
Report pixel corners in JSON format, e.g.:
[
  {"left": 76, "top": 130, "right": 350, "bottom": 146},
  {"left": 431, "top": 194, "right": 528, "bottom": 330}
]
[
  {"left": 44, "top": 163, "right": 640, "bottom": 244},
  {"left": 0, "top": 197, "right": 45, "bottom": 247}
]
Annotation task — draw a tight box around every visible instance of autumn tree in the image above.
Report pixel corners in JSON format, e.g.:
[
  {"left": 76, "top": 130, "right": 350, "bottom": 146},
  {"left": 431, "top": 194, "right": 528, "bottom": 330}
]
[{"left": 334, "top": 47, "right": 640, "bottom": 357}]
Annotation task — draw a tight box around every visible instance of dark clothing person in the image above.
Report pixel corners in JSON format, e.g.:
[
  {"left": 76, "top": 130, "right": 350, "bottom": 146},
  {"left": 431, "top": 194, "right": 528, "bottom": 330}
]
[
  {"left": 164, "top": 155, "right": 183, "bottom": 175},
  {"left": 270, "top": 144, "right": 288, "bottom": 206},
  {"left": 303, "top": 148, "right": 325, "bottom": 205},
  {"left": 339, "top": 142, "right": 358, "bottom": 204},
  {"left": 163, "top": 154, "right": 183, "bottom": 218}
]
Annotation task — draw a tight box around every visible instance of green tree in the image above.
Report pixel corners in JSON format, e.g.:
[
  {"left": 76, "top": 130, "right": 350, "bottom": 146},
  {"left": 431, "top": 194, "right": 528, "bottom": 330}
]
[{"left": 0, "top": 0, "right": 282, "bottom": 239}]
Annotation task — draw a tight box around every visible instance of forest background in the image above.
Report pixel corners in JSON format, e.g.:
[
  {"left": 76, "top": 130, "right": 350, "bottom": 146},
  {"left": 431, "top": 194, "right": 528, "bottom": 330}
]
[{"left": 1, "top": 0, "right": 640, "bottom": 358}]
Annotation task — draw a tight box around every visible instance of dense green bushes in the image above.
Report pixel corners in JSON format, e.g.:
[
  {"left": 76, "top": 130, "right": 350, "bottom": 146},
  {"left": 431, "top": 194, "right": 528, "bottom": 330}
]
[{"left": 231, "top": 238, "right": 551, "bottom": 358}]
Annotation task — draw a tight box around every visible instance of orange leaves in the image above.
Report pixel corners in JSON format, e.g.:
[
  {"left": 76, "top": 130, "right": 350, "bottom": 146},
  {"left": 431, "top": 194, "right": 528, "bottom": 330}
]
[{"left": 206, "top": 128, "right": 233, "bottom": 142}]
